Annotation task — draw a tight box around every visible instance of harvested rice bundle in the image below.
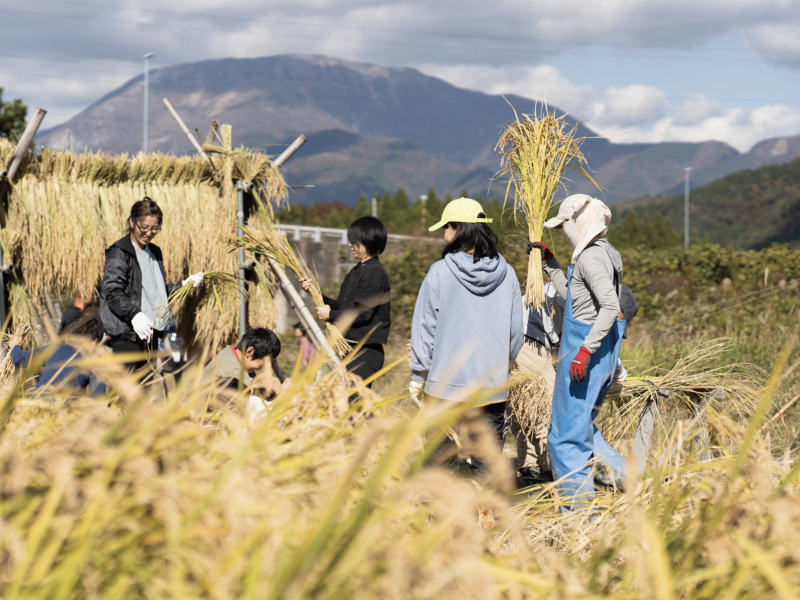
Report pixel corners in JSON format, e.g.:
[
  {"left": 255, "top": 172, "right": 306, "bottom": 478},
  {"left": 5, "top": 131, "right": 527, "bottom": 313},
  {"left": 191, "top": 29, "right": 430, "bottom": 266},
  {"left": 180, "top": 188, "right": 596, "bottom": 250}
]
[
  {"left": 0, "top": 323, "right": 31, "bottom": 388},
  {"left": 508, "top": 369, "right": 552, "bottom": 470},
  {"left": 158, "top": 270, "right": 242, "bottom": 320},
  {"left": 607, "top": 338, "right": 763, "bottom": 445},
  {"left": 228, "top": 223, "right": 351, "bottom": 356},
  {"left": 496, "top": 100, "right": 597, "bottom": 307}
]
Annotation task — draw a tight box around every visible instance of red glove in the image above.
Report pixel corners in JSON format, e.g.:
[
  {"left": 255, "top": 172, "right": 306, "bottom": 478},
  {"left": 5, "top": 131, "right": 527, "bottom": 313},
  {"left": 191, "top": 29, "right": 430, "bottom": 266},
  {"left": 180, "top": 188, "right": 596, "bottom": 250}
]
[
  {"left": 527, "top": 241, "right": 554, "bottom": 261},
  {"left": 569, "top": 346, "right": 591, "bottom": 383}
]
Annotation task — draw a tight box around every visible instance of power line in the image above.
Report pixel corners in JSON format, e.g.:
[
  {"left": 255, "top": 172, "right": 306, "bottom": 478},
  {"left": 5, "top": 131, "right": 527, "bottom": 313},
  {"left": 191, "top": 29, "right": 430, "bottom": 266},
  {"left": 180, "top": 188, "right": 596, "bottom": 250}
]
[
  {"left": 6, "top": 7, "right": 800, "bottom": 65},
  {"left": 32, "top": 0, "right": 800, "bottom": 58},
  {"left": 2, "top": 54, "right": 798, "bottom": 106}
]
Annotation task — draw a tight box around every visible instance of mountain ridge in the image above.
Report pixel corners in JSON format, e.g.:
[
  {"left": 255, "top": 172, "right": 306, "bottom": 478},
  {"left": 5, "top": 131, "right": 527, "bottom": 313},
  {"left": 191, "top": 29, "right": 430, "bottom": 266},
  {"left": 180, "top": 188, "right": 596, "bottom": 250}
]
[{"left": 36, "top": 54, "right": 800, "bottom": 205}]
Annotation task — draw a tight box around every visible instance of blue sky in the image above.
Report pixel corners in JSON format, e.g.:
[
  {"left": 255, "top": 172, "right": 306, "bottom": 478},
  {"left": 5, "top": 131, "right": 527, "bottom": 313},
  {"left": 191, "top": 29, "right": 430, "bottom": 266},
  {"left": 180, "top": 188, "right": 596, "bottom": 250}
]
[{"left": 3, "top": 0, "right": 799, "bottom": 151}]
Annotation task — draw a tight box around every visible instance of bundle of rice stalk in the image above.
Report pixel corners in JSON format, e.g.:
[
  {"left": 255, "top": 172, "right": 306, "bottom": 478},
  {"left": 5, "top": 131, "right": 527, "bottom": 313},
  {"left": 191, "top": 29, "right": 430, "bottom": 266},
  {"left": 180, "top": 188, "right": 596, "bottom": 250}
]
[
  {"left": 508, "top": 369, "right": 551, "bottom": 470},
  {"left": 0, "top": 323, "right": 31, "bottom": 389},
  {"left": 607, "top": 337, "right": 763, "bottom": 445},
  {"left": 157, "top": 270, "right": 242, "bottom": 321},
  {"left": 496, "top": 100, "right": 597, "bottom": 307},
  {"left": 228, "top": 222, "right": 351, "bottom": 356}
]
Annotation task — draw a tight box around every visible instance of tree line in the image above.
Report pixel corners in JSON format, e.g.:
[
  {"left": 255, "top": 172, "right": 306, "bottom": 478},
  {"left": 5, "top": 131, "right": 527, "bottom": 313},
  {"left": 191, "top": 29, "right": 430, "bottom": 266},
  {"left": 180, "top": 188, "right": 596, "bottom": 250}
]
[{"left": 275, "top": 188, "right": 683, "bottom": 251}]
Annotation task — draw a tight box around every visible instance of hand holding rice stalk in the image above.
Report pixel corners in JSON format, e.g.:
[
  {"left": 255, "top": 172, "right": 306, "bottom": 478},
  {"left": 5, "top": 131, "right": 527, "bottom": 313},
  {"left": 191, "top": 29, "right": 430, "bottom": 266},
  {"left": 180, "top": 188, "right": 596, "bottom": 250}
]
[
  {"left": 157, "top": 271, "right": 242, "bottom": 321},
  {"left": 496, "top": 100, "right": 598, "bottom": 307},
  {"left": 227, "top": 223, "right": 351, "bottom": 356}
]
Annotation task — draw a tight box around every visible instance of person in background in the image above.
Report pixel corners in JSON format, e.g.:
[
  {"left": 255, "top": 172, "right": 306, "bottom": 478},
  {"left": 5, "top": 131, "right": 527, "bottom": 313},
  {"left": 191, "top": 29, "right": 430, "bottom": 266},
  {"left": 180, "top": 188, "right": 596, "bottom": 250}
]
[
  {"left": 612, "top": 285, "right": 639, "bottom": 384},
  {"left": 299, "top": 216, "right": 391, "bottom": 386},
  {"left": 409, "top": 198, "right": 523, "bottom": 474},
  {"left": 510, "top": 281, "right": 564, "bottom": 487},
  {"left": 8, "top": 315, "right": 107, "bottom": 395},
  {"left": 99, "top": 198, "right": 204, "bottom": 371},
  {"left": 530, "top": 194, "right": 628, "bottom": 511},
  {"left": 60, "top": 289, "right": 94, "bottom": 333},
  {"left": 293, "top": 322, "right": 315, "bottom": 368}
]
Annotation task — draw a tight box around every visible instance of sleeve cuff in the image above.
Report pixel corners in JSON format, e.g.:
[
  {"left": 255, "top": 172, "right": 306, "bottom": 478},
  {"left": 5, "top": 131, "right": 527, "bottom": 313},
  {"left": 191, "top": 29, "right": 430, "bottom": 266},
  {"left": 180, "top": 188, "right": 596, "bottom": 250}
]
[
  {"left": 411, "top": 371, "right": 427, "bottom": 384},
  {"left": 328, "top": 309, "right": 342, "bottom": 323}
]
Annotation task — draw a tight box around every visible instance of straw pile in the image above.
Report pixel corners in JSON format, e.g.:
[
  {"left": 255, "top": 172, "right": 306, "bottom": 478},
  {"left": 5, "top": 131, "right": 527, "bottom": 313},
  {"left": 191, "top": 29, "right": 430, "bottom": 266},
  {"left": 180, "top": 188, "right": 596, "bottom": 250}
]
[
  {"left": 0, "top": 136, "right": 286, "bottom": 348},
  {"left": 228, "top": 222, "right": 351, "bottom": 357},
  {"left": 606, "top": 337, "right": 763, "bottom": 448},
  {"left": 496, "top": 100, "right": 597, "bottom": 307}
]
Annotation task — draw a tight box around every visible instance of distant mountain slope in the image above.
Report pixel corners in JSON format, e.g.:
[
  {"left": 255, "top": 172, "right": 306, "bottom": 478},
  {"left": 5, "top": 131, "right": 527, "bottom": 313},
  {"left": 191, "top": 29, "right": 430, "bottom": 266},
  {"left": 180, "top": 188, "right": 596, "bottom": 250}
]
[
  {"left": 624, "top": 158, "right": 800, "bottom": 249},
  {"left": 36, "top": 54, "right": 800, "bottom": 205}
]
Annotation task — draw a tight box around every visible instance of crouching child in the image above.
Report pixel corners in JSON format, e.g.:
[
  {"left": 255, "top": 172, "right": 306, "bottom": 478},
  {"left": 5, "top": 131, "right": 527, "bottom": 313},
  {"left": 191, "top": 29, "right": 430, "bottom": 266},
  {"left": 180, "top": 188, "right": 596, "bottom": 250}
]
[{"left": 8, "top": 316, "right": 107, "bottom": 395}]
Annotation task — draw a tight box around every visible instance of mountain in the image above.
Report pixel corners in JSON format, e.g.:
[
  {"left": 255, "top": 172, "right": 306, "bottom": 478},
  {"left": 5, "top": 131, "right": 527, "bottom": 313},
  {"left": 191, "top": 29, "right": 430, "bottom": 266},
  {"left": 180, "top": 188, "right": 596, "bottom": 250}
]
[
  {"left": 37, "top": 54, "right": 800, "bottom": 205},
  {"left": 620, "top": 157, "right": 800, "bottom": 249}
]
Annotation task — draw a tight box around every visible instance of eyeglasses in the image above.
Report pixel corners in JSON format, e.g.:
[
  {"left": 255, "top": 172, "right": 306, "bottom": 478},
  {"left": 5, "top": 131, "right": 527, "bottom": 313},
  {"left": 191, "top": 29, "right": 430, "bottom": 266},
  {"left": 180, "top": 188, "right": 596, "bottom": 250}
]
[{"left": 135, "top": 222, "right": 160, "bottom": 235}]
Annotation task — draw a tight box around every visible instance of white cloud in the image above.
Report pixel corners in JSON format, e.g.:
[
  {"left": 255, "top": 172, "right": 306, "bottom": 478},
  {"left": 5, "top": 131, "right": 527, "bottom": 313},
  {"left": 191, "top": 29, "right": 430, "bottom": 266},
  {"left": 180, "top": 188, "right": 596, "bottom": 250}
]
[
  {"left": 426, "top": 64, "right": 800, "bottom": 151},
  {"left": 633, "top": 101, "right": 800, "bottom": 151}
]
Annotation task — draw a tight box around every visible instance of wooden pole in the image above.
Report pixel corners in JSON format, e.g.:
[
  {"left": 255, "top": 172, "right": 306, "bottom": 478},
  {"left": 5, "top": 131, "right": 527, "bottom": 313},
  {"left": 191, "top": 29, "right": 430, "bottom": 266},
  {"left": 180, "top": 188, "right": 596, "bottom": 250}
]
[
  {"left": 272, "top": 135, "right": 306, "bottom": 168},
  {"left": 267, "top": 258, "right": 340, "bottom": 365},
  {"left": 162, "top": 98, "right": 207, "bottom": 158},
  {"left": 5, "top": 107, "right": 47, "bottom": 182}
]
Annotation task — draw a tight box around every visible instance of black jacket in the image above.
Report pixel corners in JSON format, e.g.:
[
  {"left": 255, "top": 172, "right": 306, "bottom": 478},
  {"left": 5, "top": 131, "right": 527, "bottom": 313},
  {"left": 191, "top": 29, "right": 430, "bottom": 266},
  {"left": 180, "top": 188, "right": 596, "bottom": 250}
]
[
  {"left": 323, "top": 257, "right": 391, "bottom": 345},
  {"left": 99, "top": 235, "right": 178, "bottom": 341}
]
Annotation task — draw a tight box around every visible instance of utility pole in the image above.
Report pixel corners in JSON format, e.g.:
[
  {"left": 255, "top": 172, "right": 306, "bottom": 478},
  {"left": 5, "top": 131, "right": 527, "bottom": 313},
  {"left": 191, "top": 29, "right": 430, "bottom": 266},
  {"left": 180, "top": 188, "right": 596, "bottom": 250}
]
[
  {"left": 684, "top": 167, "right": 692, "bottom": 249},
  {"left": 143, "top": 53, "right": 154, "bottom": 154},
  {"left": 419, "top": 194, "right": 427, "bottom": 228},
  {"left": 371, "top": 196, "right": 378, "bottom": 218}
]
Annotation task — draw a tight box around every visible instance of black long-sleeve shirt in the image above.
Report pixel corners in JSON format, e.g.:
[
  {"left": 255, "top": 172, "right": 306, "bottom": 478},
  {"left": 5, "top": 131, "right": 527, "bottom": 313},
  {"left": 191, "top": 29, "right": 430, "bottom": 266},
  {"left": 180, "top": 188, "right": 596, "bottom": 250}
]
[{"left": 323, "top": 257, "right": 391, "bottom": 345}]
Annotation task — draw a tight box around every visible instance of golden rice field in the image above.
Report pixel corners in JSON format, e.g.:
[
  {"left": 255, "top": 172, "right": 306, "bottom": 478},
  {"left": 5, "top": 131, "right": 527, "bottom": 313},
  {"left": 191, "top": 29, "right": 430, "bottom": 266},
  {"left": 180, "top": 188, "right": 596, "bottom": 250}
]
[{"left": 0, "top": 328, "right": 796, "bottom": 600}]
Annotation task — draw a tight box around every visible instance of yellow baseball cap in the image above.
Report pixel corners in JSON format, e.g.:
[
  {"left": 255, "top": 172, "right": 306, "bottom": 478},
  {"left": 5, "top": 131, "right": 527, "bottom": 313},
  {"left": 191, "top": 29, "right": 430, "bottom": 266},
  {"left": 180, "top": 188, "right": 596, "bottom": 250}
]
[{"left": 428, "top": 197, "right": 493, "bottom": 231}]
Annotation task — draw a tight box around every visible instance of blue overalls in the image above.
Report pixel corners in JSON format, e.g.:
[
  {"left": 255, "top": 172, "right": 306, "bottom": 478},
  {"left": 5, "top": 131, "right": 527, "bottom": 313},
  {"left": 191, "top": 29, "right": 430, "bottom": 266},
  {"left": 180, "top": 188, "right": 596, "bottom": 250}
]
[{"left": 547, "top": 266, "right": 627, "bottom": 511}]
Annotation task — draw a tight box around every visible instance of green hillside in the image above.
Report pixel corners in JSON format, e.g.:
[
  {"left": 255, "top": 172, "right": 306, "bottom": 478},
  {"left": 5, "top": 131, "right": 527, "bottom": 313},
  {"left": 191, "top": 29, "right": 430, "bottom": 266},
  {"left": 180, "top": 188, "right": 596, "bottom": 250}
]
[{"left": 624, "top": 157, "right": 800, "bottom": 249}]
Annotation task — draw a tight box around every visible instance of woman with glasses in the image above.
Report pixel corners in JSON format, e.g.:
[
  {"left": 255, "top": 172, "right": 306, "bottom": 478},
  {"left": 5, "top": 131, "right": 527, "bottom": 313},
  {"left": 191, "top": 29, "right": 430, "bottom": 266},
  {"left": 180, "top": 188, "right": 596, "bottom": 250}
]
[{"left": 99, "top": 198, "right": 203, "bottom": 370}]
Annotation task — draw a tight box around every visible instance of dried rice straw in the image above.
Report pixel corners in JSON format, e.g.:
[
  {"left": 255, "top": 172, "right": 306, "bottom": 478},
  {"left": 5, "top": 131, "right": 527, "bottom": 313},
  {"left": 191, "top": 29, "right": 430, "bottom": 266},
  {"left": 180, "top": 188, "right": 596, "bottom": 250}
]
[{"left": 496, "top": 99, "right": 598, "bottom": 307}]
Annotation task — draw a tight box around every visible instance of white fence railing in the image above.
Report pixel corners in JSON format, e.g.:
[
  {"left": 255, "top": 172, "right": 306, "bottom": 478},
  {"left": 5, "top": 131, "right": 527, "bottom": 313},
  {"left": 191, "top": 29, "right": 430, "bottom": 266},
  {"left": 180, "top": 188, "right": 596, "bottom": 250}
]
[{"left": 274, "top": 224, "right": 434, "bottom": 244}]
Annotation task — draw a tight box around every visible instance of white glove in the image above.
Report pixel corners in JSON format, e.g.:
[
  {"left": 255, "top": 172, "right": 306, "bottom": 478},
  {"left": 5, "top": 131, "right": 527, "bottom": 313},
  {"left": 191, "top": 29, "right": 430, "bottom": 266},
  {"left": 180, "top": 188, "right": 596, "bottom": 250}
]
[
  {"left": 409, "top": 380, "right": 424, "bottom": 407},
  {"left": 182, "top": 271, "right": 204, "bottom": 288},
  {"left": 613, "top": 358, "right": 627, "bottom": 383},
  {"left": 247, "top": 395, "right": 269, "bottom": 424},
  {"left": 131, "top": 312, "right": 153, "bottom": 340}
]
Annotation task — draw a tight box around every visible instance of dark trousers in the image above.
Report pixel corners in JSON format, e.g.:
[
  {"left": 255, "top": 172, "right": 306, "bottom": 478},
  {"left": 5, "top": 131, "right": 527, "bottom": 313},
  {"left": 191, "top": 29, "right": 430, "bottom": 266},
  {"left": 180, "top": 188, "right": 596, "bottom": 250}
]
[
  {"left": 427, "top": 398, "right": 508, "bottom": 475},
  {"left": 108, "top": 334, "right": 160, "bottom": 372},
  {"left": 346, "top": 343, "right": 384, "bottom": 388}
]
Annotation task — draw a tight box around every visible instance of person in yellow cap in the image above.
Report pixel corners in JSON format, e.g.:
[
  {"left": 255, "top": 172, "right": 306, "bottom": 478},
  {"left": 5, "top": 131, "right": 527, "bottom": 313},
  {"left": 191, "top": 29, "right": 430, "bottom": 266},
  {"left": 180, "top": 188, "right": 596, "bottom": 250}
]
[{"left": 409, "top": 198, "right": 523, "bottom": 475}]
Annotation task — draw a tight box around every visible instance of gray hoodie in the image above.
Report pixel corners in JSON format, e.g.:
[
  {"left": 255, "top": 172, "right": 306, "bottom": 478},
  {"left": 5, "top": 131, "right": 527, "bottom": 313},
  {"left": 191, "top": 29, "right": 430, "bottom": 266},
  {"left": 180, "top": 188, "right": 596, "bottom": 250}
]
[{"left": 409, "top": 252, "right": 524, "bottom": 403}]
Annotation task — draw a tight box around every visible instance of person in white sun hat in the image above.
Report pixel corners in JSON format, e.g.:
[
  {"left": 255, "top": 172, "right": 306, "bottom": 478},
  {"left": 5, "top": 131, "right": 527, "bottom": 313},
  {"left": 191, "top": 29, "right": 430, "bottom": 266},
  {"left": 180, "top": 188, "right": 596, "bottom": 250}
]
[{"left": 528, "top": 194, "right": 628, "bottom": 510}]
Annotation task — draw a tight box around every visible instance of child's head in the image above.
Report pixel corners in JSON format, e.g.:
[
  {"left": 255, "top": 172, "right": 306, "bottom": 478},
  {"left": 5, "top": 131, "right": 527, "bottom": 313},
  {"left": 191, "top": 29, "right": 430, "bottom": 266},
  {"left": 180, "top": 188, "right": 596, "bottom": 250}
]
[
  {"left": 428, "top": 198, "right": 498, "bottom": 264},
  {"left": 293, "top": 322, "right": 306, "bottom": 338},
  {"left": 66, "top": 315, "right": 105, "bottom": 342},
  {"left": 237, "top": 327, "right": 281, "bottom": 372},
  {"left": 347, "top": 216, "right": 387, "bottom": 259}
]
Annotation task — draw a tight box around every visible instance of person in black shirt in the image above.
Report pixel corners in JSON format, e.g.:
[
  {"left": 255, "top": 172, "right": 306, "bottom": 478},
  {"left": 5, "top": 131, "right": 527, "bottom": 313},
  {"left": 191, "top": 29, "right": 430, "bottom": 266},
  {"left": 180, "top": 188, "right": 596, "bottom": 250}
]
[
  {"left": 300, "top": 216, "right": 391, "bottom": 385},
  {"left": 60, "top": 289, "right": 94, "bottom": 333}
]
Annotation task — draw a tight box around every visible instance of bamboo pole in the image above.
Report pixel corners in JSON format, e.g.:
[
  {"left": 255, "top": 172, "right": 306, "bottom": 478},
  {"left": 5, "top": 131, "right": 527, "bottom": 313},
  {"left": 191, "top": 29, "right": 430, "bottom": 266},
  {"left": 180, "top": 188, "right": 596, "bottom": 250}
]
[
  {"left": 5, "top": 107, "right": 47, "bottom": 181},
  {"left": 272, "top": 135, "right": 307, "bottom": 168},
  {"left": 267, "top": 258, "right": 340, "bottom": 365},
  {"left": 162, "top": 98, "right": 208, "bottom": 158}
]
